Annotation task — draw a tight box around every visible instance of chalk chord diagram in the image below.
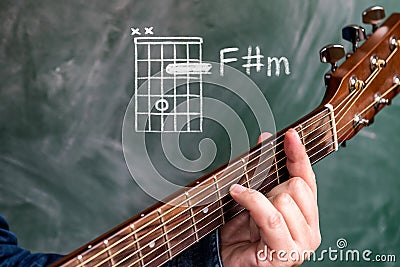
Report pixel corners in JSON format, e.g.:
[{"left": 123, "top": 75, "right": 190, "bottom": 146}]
[{"left": 134, "top": 37, "right": 211, "bottom": 132}]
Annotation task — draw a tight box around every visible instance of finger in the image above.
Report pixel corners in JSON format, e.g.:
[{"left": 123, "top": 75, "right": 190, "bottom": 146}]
[
  {"left": 284, "top": 129, "right": 317, "bottom": 196},
  {"left": 229, "top": 184, "right": 296, "bottom": 251},
  {"left": 257, "top": 132, "right": 272, "bottom": 144},
  {"left": 267, "top": 177, "right": 319, "bottom": 231},
  {"left": 271, "top": 192, "right": 309, "bottom": 244},
  {"left": 220, "top": 212, "right": 253, "bottom": 245}
]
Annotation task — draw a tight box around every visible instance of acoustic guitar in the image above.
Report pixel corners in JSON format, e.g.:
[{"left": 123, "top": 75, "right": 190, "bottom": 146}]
[{"left": 51, "top": 7, "right": 400, "bottom": 267}]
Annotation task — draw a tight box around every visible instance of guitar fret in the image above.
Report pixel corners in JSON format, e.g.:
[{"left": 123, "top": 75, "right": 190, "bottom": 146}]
[
  {"left": 131, "top": 224, "right": 144, "bottom": 267},
  {"left": 271, "top": 139, "right": 280, "bottom": 185},
  {"left": 157, "top": 208, "right": 172, "bottom": 259},
  {"left": 187, "top": 178, "right": 223, "bottom": 239},
  {"left": 325, "top": 104, "right": 339, "bottom": 151},
  {"left": 103, "top": 239, "right": 113, "bottom": 266},
  {"left": 215, "top": 163, "right": 245, "bottom": 221},
  {"left": 213, "top": 175, "right": 225, "bottom": 225},
  {"left": 298, "top": 124, "right": 305, "bottom": 145},
  {"left": 134, "top": 211, "right": 169, "bottom": 266},
  {"left": 301, "top": 108, "right": 336, "bottom": 165},
  {"left": 241, "top": 157, "right": 251, "bottom": 188},
  {"left": 270, "top": 137, "right": 285, "bottom": 187},
  {"left": 272, "top": 158, "right": 280, "bottom": 187},
  {"left": 185, "top": 191, "right": 199, "bottom": 242},
  {"left": 160, "top": 194, "right": 195, "bottom": 258},
  {"left": 250, "top": 139, "right": 280, "bottom": 197},
  {"left": 77, "top": 240, "right": 113, "bottom": 267}
]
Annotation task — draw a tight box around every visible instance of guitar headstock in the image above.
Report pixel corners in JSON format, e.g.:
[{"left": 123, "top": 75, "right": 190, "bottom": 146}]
[{"left": 320, "top": 6, "right": 400, "bottom": 145}]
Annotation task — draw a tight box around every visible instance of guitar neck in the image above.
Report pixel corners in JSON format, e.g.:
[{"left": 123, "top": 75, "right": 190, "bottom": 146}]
[
  {"left": 50, "top": 12, "right": 400, "bottom": 267},
  {"left": 52, "top": 104, "right": 339, "bottom": 267}
]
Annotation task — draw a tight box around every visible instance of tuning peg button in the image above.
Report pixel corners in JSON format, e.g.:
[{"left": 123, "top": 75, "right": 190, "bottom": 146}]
[
  {"left": 354, "top": 114, "right": 373, "bottom": 127},
  {"left": 390, "top": 36, "right": 399, "bottom": 51},
  {"left": 394, "top": 76, "right": 400, "bottom": 85},
  {"left": 374, "top": 93, "right": 391, "bottom": 108},
  {"left": 342, "top": 25, "right": 367, "bottom": 52},
  {"left": 362, "top": 6, "right": 386, "bottom": 33},
  {"left": 320, "top": 44, "right": 345, "bottom": 72}
]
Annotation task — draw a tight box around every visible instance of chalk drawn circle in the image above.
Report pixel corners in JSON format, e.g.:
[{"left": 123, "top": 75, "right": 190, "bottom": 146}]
[{"left": 155, "top": 99, "right": 169, "bottom": 112}]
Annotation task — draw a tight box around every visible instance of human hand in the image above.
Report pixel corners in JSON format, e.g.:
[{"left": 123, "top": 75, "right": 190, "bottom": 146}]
[{"left": 220, "top": 129, "right": 321, "bottom": 266}]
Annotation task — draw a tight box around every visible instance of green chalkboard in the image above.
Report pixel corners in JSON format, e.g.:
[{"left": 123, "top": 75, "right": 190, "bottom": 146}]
[{"left": 1, "top": 1, "right": 399, "bottom": 266}]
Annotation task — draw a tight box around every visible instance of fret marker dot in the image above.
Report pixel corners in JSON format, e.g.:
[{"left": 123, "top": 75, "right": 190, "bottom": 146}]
[
  {"left": 203, "top": 207, "right": 209, "bottom": 214},
  {"left": 77, "top": 255, "right": 83, "bottom": 261},
  {"left": 141, "top": 213, "right": 145, "bottom": 217},
  {"left": 149, "top": 241, "right": 155, "bottom": 248},
  {"left": 88, "top": 245, "right": 92, "bottom": 249}
]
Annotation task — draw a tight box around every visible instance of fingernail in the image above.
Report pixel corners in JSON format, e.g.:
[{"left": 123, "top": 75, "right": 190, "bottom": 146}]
[
  {"left": 230, "top": 184, "right": 246, "bottom": 194},
  {"left": 289, "top": 128, "right": 301, "bottom": 143}
]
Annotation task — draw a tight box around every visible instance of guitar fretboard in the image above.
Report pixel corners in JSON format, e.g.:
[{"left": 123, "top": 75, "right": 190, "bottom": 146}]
[{"left": 54, "top": 105, "right": 338, "bottom": 267}]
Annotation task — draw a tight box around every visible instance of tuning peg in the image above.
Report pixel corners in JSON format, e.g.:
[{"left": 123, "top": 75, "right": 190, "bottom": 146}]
[
  {"left": 374, "top": 93, "right": 391, "bottom": 108},
  {"left": 362, "top": 6, "right": 386, "bottom": 33},
  {"left": 353, "top": 114, "right": 373, "bottom": 127},
  {"left": 320, "top": 44, "right": 345, "bottom": 72},
  {"left": 342, "top": 25, "right": 367, "bottom": 52}
]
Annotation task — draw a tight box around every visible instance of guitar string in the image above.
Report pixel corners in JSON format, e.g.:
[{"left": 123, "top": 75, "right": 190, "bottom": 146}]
[
  {"left": 105, "top": 87, "right": 359, "bottom": 267},
  {"left": 82, "top": 71, "right": 381, "bottom": 267},
  {"left": 336, "top": 66, "right": 382, "bottom": 125},
  {"left": 75, "top": 109, "right": 333, "bottom": 266},
  {"left": 88, "top": 121, "right": 335, "bottom": 267},
  {"left": 139, "top": 147, "right": 331, "bottom": 267},
  {"left": 331, "top": 39, "right": 399, "bottom": 118},
  {"left": 336, "top": 42, "right": 399, "bottom": 124},
  {"left": 77, "top": 39, "right": 400, "bottom": 267},
  {"left": 136, "top": 121, "right": 365, "bottom": 267},
  {"left": 139, "top": 124, "right": 361, "bottom": 267},
  {"left": 333, "top": 82, "right": 399, "bottom": 143},
  {"left": 114, "top": 136, "right": 337, "bottom": 267},
  {"left": 79, "top": 78, "right": 397, "bottom": 267},
  {"left": 328, "top": 54, "right": 381, "bottom": 113},
  {"left": 115, "top": 98, "right": 376, "bottom": 267},
  {"left": 87, "top": 77, "right": 398, "bottom": 267},
  {"left": 333, "top": 56, "right": 384, "bottom": 113},
  {"left": 334, "top": 67, "right": 379, "bottom": 119},
  {"left": 141, "top": 143, "right": 337, "bottom": 267},
  {"left": 133, "top": 94, "right": 391, "bottom": 267},
  {"left": 94, "top": 121, "right": 340, "bottom": 267},
  {"left": 108, "top": 79, "right": 399, "bottom": 267},
  {"left": 365, "top": 65, "right": 382, "bottom": 84},
  {"left": 84, "top": 117, "right": 334, "bottom": 267}
]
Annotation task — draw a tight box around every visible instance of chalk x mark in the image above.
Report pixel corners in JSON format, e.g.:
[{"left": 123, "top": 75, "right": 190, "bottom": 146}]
[
  {"left": 144, "top": 27, "right": 154, "bottom": 35},
  {"left": 131, "top": 27, "right": 141, "bottom": 36}
]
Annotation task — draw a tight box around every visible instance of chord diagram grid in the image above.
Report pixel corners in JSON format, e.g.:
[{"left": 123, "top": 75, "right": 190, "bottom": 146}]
[{"left": 134, "top": 37, "right": 206, "bottom": 132}]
